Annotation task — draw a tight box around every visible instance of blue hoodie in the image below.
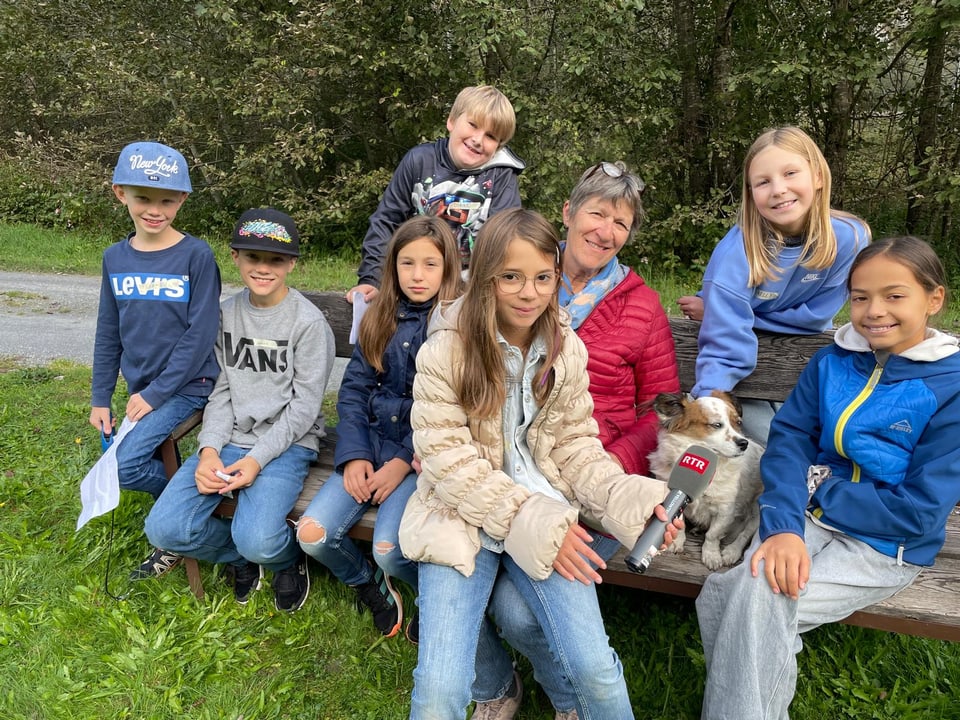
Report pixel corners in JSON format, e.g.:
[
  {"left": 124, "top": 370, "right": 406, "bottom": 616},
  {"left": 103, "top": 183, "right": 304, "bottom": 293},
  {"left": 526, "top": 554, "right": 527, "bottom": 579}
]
[
  {"left": 693, "top": 215, "right": 869, "bottom": 397},
  {"left": 758, "top": 324, "right": 960, "bottom": 566}
]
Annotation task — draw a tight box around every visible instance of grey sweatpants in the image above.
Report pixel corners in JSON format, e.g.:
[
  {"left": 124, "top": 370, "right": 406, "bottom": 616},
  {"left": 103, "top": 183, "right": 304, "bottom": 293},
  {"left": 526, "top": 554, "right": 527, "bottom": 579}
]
[{"left": 696, "top": 517, "right": 921, "bottom": 720}]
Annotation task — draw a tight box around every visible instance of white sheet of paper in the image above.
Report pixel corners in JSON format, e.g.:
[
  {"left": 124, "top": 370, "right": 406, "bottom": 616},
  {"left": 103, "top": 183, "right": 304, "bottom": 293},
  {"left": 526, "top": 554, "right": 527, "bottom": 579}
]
[
  {"left": 349, "top": 294, "right": 368, "bottom": 345},
  {"left": 76, "top": 418, "right": 137, "bottom": 531}
]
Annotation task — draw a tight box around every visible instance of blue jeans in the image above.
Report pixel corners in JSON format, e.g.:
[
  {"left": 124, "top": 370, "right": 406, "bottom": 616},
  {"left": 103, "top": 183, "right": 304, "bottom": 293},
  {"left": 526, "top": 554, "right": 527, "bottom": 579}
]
[
  {"left": 411, "top": 546, "right": 633, "bottom": 720},
  {"left": 145, "top": 443, "right": 315, "bottom": 572},
  {"left": 297, "top": 470, "right": 418, "bottom": 590},
  {"left": 479, "top": 533, "right": 623, "bottom": 713},
  {"left": 739, "top": 398, "right": 782, "bottom": 446},
  {"left": 116, "top": 393, "right": 208, "bottom": 499}
]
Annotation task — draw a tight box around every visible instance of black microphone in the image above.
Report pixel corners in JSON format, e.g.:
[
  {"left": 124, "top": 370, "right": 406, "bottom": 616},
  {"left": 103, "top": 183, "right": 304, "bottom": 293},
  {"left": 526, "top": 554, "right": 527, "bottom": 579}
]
[{"left": 625, "top": 445, "right": 718, "bottom": 574}]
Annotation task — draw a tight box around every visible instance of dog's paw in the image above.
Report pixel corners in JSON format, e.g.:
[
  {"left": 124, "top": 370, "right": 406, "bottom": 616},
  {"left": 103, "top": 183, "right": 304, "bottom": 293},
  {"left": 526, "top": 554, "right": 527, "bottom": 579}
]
[
  {"left": 720, "top": 544, "right": 747, "bottom": 566},
  {"left": 701, "top": 543, "right": 724, "bottom": 570},
  {"left": 666, "top": 529, "right": 686, "bottom": 554}
]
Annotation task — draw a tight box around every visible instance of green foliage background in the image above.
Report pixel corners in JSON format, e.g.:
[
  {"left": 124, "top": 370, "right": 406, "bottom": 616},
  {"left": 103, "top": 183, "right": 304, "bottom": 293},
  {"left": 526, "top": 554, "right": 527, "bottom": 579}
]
[{"left": 1, "top": 0, "right": 959, "bottom": 282}]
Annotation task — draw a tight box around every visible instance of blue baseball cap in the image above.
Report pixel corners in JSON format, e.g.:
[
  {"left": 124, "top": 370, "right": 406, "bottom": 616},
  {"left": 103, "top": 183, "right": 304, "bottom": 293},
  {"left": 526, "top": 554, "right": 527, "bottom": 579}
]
[{"left": 112, "top": 141, "right": 192, "bottom": 193}]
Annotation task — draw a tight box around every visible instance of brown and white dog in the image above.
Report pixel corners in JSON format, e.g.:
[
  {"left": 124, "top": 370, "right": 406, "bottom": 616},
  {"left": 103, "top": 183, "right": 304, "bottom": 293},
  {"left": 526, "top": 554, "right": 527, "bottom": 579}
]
[{"left": 647, "top": 391, "right": 764, "bottom": 570}]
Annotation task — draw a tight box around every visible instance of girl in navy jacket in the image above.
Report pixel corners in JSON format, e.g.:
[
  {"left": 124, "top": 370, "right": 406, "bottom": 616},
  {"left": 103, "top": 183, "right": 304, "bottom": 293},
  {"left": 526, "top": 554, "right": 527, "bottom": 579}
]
[
  {"left": 697, "top": 236, "right": 960, "bottom": 719},
  {"left": 298, "top": 217, "right": 462, "bottom": 639}
]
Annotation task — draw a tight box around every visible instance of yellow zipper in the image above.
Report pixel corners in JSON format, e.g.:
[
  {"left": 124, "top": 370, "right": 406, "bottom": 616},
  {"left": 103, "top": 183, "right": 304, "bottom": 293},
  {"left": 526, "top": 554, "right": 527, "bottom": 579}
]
[{"left": 833, "top": 362, "right": 884, "bottom": 483}]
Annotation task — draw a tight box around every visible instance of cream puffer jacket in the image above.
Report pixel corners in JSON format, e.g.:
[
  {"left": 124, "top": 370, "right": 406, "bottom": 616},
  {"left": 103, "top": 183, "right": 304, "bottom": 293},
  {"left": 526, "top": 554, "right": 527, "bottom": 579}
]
[{"left": 398, "top": 298, "right": 668, "bottom": 579}]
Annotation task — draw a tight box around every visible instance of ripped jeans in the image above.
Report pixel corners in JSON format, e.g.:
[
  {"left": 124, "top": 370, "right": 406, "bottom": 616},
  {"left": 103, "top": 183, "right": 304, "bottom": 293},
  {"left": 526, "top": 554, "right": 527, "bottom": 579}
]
[{"left": 297, "top": 470, "right": 418, "bottom": 591}]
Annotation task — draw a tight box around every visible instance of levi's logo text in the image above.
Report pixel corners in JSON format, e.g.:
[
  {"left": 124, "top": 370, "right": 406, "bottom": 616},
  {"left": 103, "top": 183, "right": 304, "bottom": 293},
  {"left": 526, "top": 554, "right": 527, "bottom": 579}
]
[
  {"left": 224, "top": 332, "right": 289, "bottom": 373},
  {"left": 111, "top": 273, "right": 188, "bottom": 301},
  {"left": 679, "top": 452, "right": 709, "bottom": 474}
]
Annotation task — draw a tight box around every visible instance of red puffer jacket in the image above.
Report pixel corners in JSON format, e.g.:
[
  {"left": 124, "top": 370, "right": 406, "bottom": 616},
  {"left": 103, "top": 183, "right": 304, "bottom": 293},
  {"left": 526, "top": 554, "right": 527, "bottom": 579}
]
[{"left": 576, "top": 270, "right": 679, "bottom": 475}]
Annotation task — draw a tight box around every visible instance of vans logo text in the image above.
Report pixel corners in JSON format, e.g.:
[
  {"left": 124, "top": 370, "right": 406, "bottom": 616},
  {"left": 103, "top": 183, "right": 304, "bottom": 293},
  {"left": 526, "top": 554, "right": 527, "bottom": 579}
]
[{"left": 224, "top": 333, "right": 289, "bottom": 373}]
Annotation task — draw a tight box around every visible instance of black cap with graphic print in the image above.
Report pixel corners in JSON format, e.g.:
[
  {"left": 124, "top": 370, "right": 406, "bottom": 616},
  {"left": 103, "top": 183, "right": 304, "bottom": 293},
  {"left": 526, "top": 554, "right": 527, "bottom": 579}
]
[{"left": 231, "top": 208, "right": 300, "bottom": 257}]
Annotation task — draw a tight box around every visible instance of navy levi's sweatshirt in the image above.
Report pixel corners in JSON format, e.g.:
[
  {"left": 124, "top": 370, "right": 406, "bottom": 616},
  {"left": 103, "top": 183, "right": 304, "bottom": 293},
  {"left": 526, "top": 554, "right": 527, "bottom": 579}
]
[{"left": 91, "top": 233, "right": 221, "bottom": 410}]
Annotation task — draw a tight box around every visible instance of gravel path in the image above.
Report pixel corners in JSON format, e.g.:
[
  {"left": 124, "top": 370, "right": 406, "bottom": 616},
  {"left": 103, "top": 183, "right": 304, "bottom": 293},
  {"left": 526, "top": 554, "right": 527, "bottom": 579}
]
[{"left": 0, "top": 270, "right": 346, "bottom": 387}]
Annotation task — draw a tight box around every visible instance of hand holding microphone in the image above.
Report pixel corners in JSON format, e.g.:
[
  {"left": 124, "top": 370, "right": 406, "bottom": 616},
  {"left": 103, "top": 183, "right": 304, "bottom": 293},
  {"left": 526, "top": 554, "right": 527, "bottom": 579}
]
[{"left": 625, "top": 445, "right": 718, "bottom": 574}]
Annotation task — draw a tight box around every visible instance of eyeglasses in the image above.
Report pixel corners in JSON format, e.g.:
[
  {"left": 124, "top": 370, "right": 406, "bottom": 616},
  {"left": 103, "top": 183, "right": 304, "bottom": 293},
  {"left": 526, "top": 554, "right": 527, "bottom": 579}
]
[
  {"left": 585, "top": 162, "right": 646, "bottom": 196},
  {"left": 495, "top": 271, "right": 558, "bottom": 295}
]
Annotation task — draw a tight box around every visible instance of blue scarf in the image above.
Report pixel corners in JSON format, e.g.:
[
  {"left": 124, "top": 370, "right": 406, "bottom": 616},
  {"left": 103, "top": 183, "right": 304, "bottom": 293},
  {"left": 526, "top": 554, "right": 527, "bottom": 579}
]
[{"left": 558, "top": 248, "right": 629, "bottom": 330}]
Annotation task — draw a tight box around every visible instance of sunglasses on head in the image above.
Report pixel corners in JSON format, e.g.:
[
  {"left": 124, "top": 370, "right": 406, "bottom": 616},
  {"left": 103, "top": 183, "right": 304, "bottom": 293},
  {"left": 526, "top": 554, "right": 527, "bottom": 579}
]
[{"left": 585, "top": 162, "right": 646, "bottom": 196}]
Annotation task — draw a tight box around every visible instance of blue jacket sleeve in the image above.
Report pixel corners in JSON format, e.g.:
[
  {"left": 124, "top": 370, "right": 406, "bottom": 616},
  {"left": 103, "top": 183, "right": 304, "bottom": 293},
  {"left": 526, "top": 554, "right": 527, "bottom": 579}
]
[
  {"left": 333, "top": 344, "right": 379, "bottom": 471},
  {"left": 692, "top": 284, "right": 759, "bottom": 397},
  {"left": 487, "top": 167, "right": 522, "bottom": 215},
  {"left": 757, "top": 353, "right": 825, "bottom": 540},
  {"left": 692, "top": 227, "right": 760, "bottom": 397},
  {"left": 374, "top": 418, "right": 416, "bottom": 469},
  {"left": 139, "top": 254, "right": 221, "bottom": 409}
]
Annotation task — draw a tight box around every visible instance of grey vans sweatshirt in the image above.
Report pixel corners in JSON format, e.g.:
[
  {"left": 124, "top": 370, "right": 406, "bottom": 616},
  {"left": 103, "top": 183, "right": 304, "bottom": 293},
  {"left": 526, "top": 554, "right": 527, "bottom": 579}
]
[{"left": 197, "top": 287, "right": 335, "bottom": 469}]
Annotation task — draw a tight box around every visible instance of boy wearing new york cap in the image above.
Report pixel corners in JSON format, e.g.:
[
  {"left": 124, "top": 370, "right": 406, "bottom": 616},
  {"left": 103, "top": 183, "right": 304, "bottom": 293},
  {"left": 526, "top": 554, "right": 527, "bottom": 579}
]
[
  {"left": 90, "top": 141, "right": 221, "bottom": 582},
  {"left": 146, "top": 209, "right": 335, "bottom": 612}
]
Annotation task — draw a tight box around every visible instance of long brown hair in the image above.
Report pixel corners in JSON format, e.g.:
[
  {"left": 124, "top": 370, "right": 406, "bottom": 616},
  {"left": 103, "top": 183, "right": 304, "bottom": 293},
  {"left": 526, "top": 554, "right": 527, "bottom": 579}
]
[
  {"left": 359, "top": 216, "right": 462, "bottom": 372},
  {"left": 739, "top": 126, "right": 870, "bottom": 287},
  {"left": 457, "top": 208, "right": 563, "bottom": 418}
]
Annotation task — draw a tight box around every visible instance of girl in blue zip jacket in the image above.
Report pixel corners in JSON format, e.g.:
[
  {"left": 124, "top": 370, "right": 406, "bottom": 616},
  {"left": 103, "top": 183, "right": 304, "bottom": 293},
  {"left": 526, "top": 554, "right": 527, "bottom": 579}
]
[
  {"left": 298, "top": 216, "right": 462, "bottom": 640},
  {"left": 682, "top": 127, "right": 871, "bottom": 442},
  {"left": 697, "top": 236, "right": 960, "bottom": 720}
]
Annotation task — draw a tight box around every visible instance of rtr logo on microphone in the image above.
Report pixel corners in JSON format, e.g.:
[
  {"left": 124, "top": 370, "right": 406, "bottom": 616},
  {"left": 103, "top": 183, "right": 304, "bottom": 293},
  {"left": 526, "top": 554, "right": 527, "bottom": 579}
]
[{"left": 679, "top": 452, "right": 709, "bottom": 474}]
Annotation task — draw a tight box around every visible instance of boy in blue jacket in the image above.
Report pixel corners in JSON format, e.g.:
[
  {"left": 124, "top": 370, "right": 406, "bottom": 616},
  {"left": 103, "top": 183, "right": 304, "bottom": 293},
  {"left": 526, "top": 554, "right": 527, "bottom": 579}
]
[
  {"left": 89, "top": 141, "right": 221, "bottom": 581},
  {"left": 348, "top": 85, "right": 524, "bottom": 303}
]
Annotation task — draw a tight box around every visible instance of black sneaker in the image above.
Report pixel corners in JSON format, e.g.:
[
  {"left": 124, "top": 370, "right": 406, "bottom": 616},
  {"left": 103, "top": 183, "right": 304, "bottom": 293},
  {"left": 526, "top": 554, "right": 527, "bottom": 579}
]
[
  {"left": 223, "top": 560, "right": 263, "bottom": 605},
  {"left": 353, "top": 567, "right": 402, "bottom": 637},
  {"left": 273, "top": 555, "right": 310, "bottom": 612},
  {"left": 129, "top": 547, "right": 183, "bottom": 581},
  {"left": 405, "top": 609, "right": 419, "bottom": 645}
]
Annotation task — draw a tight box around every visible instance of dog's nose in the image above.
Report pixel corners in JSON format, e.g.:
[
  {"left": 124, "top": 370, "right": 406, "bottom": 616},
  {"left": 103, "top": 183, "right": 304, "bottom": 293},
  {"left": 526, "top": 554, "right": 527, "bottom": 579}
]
[{"left": 736, "top": 438, "right": 749, "bottom": 452}]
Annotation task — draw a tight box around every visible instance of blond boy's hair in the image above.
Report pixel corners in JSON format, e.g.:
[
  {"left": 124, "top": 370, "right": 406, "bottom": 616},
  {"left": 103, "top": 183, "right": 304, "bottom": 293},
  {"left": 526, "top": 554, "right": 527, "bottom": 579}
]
[{"left": 448, "top": 85, "right": 516, "bottom": 145}]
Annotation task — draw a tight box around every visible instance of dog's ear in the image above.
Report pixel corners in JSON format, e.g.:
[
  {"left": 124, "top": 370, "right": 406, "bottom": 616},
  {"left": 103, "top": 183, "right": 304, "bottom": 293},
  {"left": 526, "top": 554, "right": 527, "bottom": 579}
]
[
  {"left": 653, "top": 392, "right": 687, "bottom": 429},
  {"left": 711, "top": 389, "right": 743, "bottom": 419}
]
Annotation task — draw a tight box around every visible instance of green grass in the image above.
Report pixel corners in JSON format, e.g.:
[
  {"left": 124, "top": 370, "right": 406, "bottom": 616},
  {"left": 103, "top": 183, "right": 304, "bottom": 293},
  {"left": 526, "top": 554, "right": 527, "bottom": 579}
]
[
  {"left": 1, "top": 222, "right": 358, "bottom": 293},
  {"left": 3, "top": 363, "right": 960, "bottom": 719}
]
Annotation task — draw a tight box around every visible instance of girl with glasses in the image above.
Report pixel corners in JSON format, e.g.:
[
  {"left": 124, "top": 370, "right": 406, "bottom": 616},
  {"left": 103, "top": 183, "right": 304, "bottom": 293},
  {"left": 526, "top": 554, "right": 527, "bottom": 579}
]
[
  {"left": 399, "top": 208, "right": 679, "bottom": 719},
  {"left": 477, "top": 161, "right": 682, "bottom": 719}
]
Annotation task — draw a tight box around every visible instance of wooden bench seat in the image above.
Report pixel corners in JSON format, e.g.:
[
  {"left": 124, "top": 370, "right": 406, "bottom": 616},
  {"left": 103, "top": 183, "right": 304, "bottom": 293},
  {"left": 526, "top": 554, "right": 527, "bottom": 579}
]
[{"left": 159, "top": 290, "right": 960, "bottom": 642}]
